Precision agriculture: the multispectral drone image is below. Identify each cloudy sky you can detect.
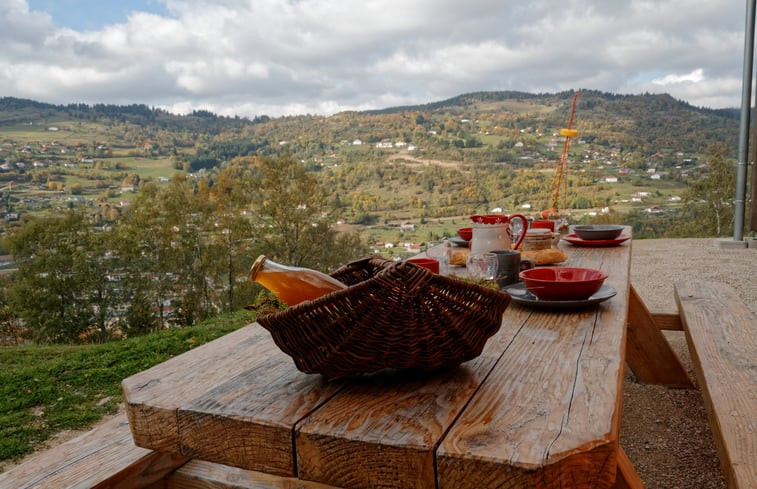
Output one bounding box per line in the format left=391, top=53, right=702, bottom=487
left=0, top=0, right=750, bottom=118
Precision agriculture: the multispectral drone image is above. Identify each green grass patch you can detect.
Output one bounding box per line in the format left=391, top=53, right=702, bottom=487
left=0, top=309, right=255, bottom=465
left=113, top=156, right=177, bottom=180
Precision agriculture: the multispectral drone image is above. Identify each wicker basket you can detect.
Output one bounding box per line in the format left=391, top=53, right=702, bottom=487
left=256, top=256, right=511, bottom=379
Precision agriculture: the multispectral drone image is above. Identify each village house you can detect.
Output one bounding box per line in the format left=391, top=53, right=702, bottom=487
left=400, top=221, right=415, bottom=232
left=405, top=243, right=422, bottom=253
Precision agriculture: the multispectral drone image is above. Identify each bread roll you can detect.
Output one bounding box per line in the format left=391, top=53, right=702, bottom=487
left=449, top=248, right=470, bottom=266
left=520, top=248, right=567, bottom=265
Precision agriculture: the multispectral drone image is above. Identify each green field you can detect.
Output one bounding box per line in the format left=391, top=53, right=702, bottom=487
left=112, top=156, right=176, bottom=179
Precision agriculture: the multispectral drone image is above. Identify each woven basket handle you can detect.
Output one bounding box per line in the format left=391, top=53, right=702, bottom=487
left=371, top=259, right=433, bottom=297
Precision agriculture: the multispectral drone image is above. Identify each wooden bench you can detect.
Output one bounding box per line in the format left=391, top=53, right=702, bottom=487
left=675, top=281, right=757, bottom=489
left=0, top=412, right=344, bottom=489
left=0, top=413, right=187, bottom=489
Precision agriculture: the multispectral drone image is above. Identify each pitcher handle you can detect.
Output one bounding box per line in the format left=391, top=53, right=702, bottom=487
left=510, top=214, right=528, bottom=250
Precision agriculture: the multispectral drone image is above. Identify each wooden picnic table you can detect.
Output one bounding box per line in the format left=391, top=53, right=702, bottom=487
left=123, top=228, right=660, bottom=489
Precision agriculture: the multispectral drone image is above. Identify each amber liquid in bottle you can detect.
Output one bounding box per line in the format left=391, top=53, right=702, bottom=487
left=248, top=255, right=347, bottom=306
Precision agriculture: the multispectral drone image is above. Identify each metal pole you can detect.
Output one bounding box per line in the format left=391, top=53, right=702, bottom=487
left=735, top=0, right=756, bottom=241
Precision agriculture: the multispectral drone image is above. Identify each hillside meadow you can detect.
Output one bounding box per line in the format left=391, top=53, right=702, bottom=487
left=0, top=310, right=254, bottom=468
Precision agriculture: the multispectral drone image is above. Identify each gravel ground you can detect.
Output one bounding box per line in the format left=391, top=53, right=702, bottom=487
left=624, top=237, right=756, bottom=489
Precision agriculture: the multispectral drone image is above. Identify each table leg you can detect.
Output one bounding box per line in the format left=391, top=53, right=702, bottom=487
left=625, top=285, right=694, bottom=388
left=612, top=447, right=646, bottom=489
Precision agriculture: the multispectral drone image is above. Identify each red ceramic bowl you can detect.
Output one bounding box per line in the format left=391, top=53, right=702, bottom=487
left=519, top=267, right=608, bottom=301
left=407, top=257, right=440, bottom=274
left=457, top=227, right=472, bottom=241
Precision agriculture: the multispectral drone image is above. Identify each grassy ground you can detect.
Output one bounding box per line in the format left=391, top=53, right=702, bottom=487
left=0, top=310, right=255, bottom=466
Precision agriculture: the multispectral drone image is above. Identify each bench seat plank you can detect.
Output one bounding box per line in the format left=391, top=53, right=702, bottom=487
left=0, top=414, right=186, bottom=489
left=675, top=281, right=757, bottom=489
left=165, top=459, right=342, bottom=489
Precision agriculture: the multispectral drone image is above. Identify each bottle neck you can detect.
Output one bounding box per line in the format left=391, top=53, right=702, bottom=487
left=249, top=255, right=293, bottom=282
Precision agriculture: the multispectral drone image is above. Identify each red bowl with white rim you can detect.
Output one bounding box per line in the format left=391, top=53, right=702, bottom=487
left=519, top=267, right=608, bottom=301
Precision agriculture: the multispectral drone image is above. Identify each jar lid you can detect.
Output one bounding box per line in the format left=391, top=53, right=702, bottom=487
left=526, top=228, right=551, bottom=236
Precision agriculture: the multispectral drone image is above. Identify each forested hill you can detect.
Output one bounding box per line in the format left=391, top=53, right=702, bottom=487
left=0, top=96, right=262, bottom=133
left=367, top=90, right=740, bottom=156
left=0, top=89, right=742, bottom=157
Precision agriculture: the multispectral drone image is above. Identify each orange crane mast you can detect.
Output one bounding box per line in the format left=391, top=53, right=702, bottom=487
left=542, top=91, right=579, bottom=219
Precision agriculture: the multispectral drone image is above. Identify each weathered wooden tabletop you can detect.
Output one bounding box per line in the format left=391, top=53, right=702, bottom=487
left=123, top=232, right=634, bottom=489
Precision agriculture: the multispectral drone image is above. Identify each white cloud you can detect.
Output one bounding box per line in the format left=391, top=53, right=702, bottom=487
left=0, top=0, right=749, bottom=116
left=652, top=69, right=706, bottom=86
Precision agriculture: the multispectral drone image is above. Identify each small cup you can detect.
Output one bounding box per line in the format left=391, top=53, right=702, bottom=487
left=491, top=250, right=534, bottom=288
left=407, top=257, right=440, bottom=274
left=531, top=219, right=555, bottom=232
left=425, top=242, right=451, bottom=275
left=466, top=252, right=498, bottom=280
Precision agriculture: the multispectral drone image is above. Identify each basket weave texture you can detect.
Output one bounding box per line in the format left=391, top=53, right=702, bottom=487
left=257, top=256, right=511, bottom=379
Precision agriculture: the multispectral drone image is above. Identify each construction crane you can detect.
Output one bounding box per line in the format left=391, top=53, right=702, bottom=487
left=541, top=91, right=579, bottom=219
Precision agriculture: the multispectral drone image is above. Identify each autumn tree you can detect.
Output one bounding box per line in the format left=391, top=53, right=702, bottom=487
left=115, top=176, right=215, bottom=330
left=683, top=144, right=737, bottom=236
left=210, top=161, right=259, bottom=311
left=248, top=153, right=367, bottom=271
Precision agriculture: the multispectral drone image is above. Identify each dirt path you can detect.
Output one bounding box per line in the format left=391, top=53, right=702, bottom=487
left=386, top=152, right=464, bottom=168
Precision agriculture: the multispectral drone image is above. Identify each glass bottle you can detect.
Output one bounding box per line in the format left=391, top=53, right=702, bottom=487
left=248, top=255, right=347, bottom=306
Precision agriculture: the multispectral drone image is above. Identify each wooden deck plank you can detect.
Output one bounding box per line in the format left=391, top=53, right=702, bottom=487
left=436, top=242, right=632, bottom=489
left=675, top=281, right=757, bottom=489
left=0, top=414, right=187, bottom=489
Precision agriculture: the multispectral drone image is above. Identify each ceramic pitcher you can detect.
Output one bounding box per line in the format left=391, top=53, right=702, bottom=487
left=469, top=214, right=528, bottom=253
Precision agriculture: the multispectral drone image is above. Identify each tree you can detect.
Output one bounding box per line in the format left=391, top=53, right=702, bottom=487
left=249, top=153, right=366, bottom=271
left=209, top=163, right=259, bottom=312
left=683, top=144, right=737, bottom=236
left=6, top=212, right=116, bottom=342
left=116, top=177, right=215, bottom=330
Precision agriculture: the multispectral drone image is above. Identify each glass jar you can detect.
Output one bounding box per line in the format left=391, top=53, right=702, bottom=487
left=522, top=228, right=553, bottom=251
